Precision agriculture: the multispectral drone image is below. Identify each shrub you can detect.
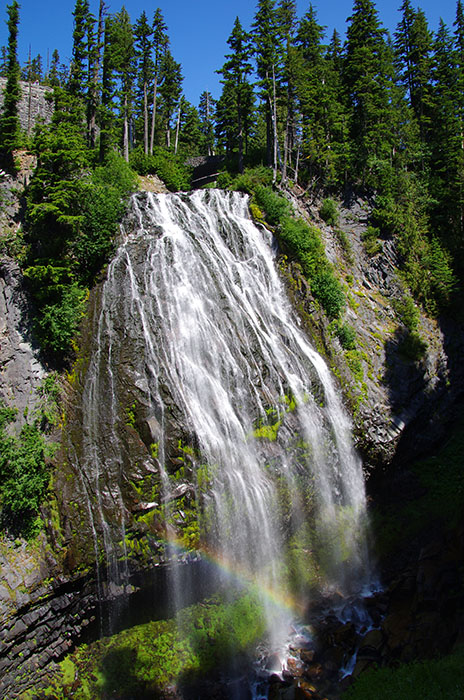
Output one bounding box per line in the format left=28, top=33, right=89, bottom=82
left=319, top=198, right=339, bottom=226
left=37, top=282, right=87, bottom=354
left=254, top=186, right=290, bottom=226
left=335, top=322, right=357, bottom=350
left=129, top=146, right=191, bottom=191
left=362, top=225, right=382, bottom=256
left=0, top=397, right=57, bottom=537
left=279, top=216, right=345, bottom=319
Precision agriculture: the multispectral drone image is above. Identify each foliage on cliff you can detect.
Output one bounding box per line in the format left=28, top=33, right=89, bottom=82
left=0, top=374, right=59, bottom=536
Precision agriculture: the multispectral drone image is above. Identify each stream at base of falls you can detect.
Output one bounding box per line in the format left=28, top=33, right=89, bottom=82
left=67, top=188, right=378, bottom=699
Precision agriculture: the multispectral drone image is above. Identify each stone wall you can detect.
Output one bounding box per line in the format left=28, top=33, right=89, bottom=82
left=0, top=78, right=53, bottom=134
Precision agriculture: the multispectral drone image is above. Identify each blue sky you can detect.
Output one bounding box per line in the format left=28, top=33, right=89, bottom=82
left=2, top=0, right=459, bottom=106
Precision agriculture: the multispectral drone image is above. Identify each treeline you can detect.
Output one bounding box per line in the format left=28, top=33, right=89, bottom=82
left=0, top=0, right=463, bottom=357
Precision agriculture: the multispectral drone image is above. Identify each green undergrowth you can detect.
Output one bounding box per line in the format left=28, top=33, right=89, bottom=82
left=20, top=591, right=267, bottom=700
left=371, top=415, right=464, bottom=558
left=343, top=645, right=464, bottom=699
left=0, top=374, right=60, bottom=537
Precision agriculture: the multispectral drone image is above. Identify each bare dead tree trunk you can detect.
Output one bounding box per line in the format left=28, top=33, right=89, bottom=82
left=149, top=74, right=158, bottom=155
left=174, top=102, right=181, bottom=154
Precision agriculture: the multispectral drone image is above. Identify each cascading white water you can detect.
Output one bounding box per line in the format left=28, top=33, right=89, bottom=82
left=74, top=187, right=371, bottom=654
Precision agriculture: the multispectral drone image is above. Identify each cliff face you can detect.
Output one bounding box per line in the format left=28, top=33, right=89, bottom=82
left=0, top=185, right=463, bottom=696
left=283, top=189, right=464, bottom=471
left=0, top=78, right=53, bottom=135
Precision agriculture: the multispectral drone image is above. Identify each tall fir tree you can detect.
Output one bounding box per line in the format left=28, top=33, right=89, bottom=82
left=111, top=7, right=136, bottom=162
left=251, top=0, right=281, bottom=167
left=198, top=90, right=216, bottom=156
left=158, top=48, right=183, bottom=149
left=342, top=0, right=394, bottom=184
left=69, top=0, right=90, bottom=97
left=0, top=0, right=21, bottom=167
left=134, top=11, right=153, bottom=155
left=150, top=8, right=169, bottom=154
left=217, top=17, right=253, bottom=173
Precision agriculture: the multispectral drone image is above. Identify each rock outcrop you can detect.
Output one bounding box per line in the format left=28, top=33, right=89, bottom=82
left=0, top=259, right=45, bottom=424
left=285, top=188, right=464, bottom=470
left=0, top=78, right=53, bottom=135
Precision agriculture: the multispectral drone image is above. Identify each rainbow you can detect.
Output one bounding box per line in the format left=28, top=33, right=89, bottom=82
left=158, top=529, right=307, bottom=618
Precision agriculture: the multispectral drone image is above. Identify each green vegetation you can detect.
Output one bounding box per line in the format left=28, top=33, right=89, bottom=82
left=319, top=198, right=339, bottom=227
left=361, top=225, right=382, bottom=257
left=371, top=415, right=464, bottom=559
left=0, top=375, right=59, bottom=536
left=20, top=591, right=267, bottom=699
left=24, top=113, right=137, bottom=356
left=0, top=1, right=21, bottom=167
left=129, top=146, right=191, bottom=191
left=252, top=185, right=345, bottom=319
left=344, top=645, right=464, bottom=699
left=393, top=294, right=428, bottom=361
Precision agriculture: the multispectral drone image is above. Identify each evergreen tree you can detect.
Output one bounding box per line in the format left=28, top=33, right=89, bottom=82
left=134, top=11, right=153, bottom=155
left=277, top=0, right=298, bottom=182
left=69, top=0, right=90, bottom=97
left=218, top=17, right=253, bottom=173
left=87, top=0, right=105, bottom=149
left=150, top=8, right=169, bottom=154
left=395, top=2, right=433, bottom=139
left=342, top=0, right=394, bottom=184
left=251, top=0, right=281, bottom=166
left=111, top=7, right=136, bottom=162
left=429, top=19, right=464, bottom=258
left=99, top=15, right=116, bottom=162
left=158, top=48, right=182, bottom=149
left=0, top=1, right=21, bottom=167
left=198, top=90, right=216, bottom=156
left=46, top=49, right=61, bottom=87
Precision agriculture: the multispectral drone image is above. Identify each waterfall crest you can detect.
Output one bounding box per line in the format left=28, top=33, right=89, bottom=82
left=67, top=188, right=371, bottom=642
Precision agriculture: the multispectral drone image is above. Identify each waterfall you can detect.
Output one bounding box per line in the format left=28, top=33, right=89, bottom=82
left=70, top=188, right=371, bottom=655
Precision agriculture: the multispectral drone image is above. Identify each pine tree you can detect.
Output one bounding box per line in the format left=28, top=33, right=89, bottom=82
left=342, top=0, right=394, bottom=184
left=429, top=19, right=464, bottom=256
left=277, top=0, right=298, bottom=182
left=0, top=1, right=21, bottom=167
left=111, top=7, right=136, bottom=162
left=251, top=0, right=281, bottom=166
left=69, top=0, right=90, bottom=97
left=198, top=90, right=216, bottom=156
left=158, top=48, right=182, bottom=149
left=134, top=11, right=153, bottom=155
left=218, top=17, right=253, bottom=173
left=87, top=0, right=105, bottom=149
left=395, top=2, right=433, bottom=140
left=295, top=4, right=329, bottom=181
left=46, top=49, right=61, bottom=87
left=150, top=8, right=169, bottom=154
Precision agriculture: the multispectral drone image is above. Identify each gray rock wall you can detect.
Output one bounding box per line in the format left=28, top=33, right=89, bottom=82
left=0, top=78, right=53, bottom=134
left=0, top=259, right=45, bottom=424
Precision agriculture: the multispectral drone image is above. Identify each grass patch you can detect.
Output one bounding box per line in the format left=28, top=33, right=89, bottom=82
left=371, top=416, right=464, bottom=557
left=343, top=645, right=464, bottom=699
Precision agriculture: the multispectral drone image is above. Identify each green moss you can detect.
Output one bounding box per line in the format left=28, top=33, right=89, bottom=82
left=253, top=420, right=282, bottom=441
left=24, top=592, right=267, bottom=699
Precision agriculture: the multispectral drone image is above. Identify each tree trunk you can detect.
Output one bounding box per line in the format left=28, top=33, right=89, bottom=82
left=143, top=81, right=148, bottom=154
left=174, top=103, right=181, bottom=154
left=88, top=0, right=104, bottom=150
left=123, top=93, right=129, bottom=162
left=149, top=74, right=158, bottom=155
